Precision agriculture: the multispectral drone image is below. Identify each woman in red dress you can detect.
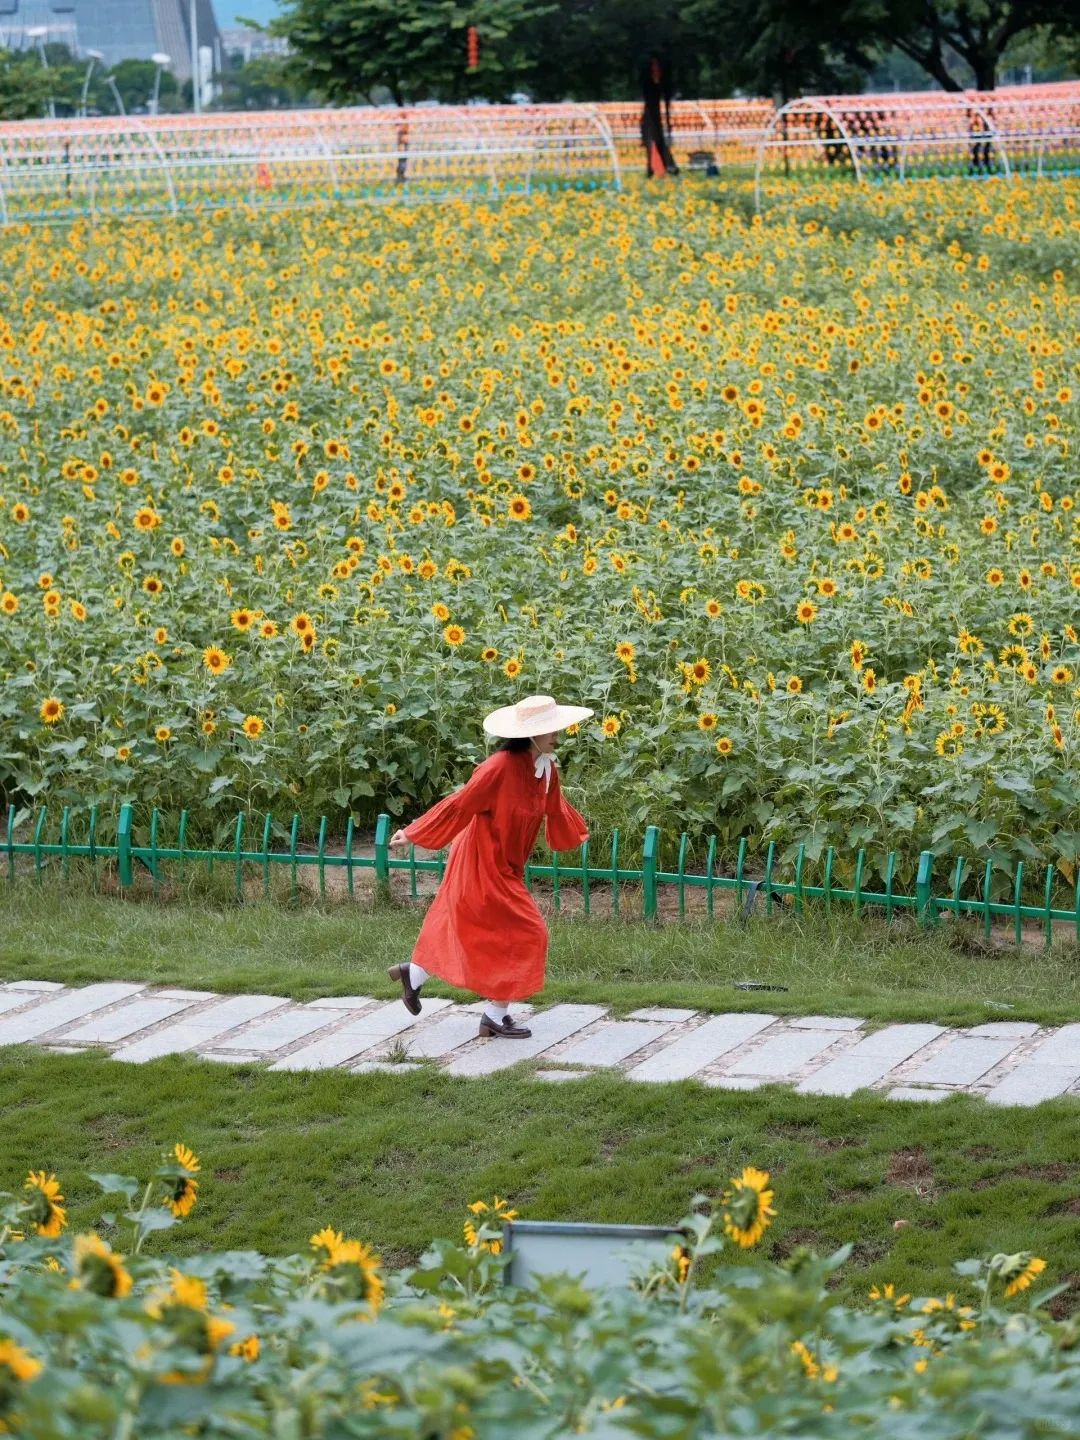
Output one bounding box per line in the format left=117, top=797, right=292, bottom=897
left=387, top=694, right=593, bottom=1039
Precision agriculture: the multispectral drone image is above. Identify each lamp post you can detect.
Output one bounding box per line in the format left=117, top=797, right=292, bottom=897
left=150, top=52, right=171, bottom=116
left=189, top=0, right=200, bottom=114
left=80, top=47, right=103, bottom=117
left=25, top=25, right=55, bottom=120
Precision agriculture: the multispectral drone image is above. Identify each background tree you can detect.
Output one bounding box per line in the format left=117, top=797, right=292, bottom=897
left=514, top=0, right=734, bottom=102
left=686, top=0, right=875, bottom=101
left=877, top=0, right=1074, bottom=91
left=273, top=0, right=554, bottom=106
left=214, top=52, right=316, bottom=109
left=0, top=48, right=55, bottom=120
left=97, top=57, right=180, bottom=114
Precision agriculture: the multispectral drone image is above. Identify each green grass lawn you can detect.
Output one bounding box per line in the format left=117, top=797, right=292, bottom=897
left=4, top=878, right=1080, bottom=1313
left=2, top=877, right=1080, bottom=1026
left=3, top=1046, right=1079, bottom=1315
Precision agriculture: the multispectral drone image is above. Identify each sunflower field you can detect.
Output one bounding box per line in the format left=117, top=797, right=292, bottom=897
left=0, top=177, right=1077, bottom=885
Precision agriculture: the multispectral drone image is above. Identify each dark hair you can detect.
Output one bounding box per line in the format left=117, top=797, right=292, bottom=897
left=495, top=736, right=532, bottom=752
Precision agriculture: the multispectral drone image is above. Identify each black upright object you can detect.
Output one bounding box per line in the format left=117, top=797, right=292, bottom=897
left=640, top=51, right=679, bottom=178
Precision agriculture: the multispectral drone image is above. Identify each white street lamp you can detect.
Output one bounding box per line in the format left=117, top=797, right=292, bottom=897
left=25, top=26, right=55, bottom=120
left=80, top=46, right=104, bottom=118
left=189, top=0, right=200, bottom=114
left=150, top=52, right=171, bottom=116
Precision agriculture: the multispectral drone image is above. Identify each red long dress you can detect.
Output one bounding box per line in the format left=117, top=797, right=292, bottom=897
left=402, top=748, right=589, bottom=1002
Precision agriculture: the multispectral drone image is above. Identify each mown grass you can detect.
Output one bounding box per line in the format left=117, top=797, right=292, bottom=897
left=2, top=1047, right=1079, bottom=1313
left=3, top=875, right=1080, bottom=1025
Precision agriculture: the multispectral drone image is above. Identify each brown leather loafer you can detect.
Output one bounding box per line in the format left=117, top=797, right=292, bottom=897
left=387, top=963, right=421, bottom=1016
left=479, top=1013, right=532, bottom=1039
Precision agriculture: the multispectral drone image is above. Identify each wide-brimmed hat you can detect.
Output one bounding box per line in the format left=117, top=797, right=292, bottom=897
left=483, top=694, right=594, bottom=739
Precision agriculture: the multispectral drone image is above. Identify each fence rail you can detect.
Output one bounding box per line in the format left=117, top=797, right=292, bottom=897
left=5, top=802, right=1079, bottom=949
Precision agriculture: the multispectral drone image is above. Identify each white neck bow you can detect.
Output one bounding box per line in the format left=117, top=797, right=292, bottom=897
left=533, top=751, right=557, bottom=791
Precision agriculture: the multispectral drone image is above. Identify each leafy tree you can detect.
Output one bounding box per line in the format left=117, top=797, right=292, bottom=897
left=686, top=0, right=875, bottom=101
left=514, top=0, right=734, bottom=103
left=875, top=0, right=1075, bottom=91
left=104, top=58, right=179, bottom=114
left=273, top=0, right=554, bottom=106
left=0, top=48, right=54, bottom=120
left=214, top=53, right=317, bottom=109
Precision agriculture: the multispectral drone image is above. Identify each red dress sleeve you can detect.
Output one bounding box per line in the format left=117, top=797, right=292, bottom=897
left=545, top=764, right=589, bottom=852
left=402, top=753, right=506, bottom=850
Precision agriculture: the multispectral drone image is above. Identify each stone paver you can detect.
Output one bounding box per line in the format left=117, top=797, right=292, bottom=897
left=787, top=1015, right=864, bottom=1032
left=627, top=1007, right=697, bottom=1023
left=112, top=995, right=288, bottom=1063
left=269, top=999, right=452, bottom=1072
left=444, top=1004, right=606, bottom=1078
left=985, top=1064, right=1080, bottom=1107
left=797, top=1024, right=944, bottom=1097
left=307, top=996, right=376, bottom=1010
left=0, top=983, right=145, bottom=1045
left=907, top=1036, right=1022, bottom=1087
left=403, top=1011, right=484, bottom=1059
left=7, top=978, right=1080, bottom=1108
left=60, top=997, right=197, bottom=1045
left=352, top=1061, right=424, bottom=1074
left=965, top=1021, right=1039, bottom=1039
left=556, top=1020, right=673, bottom=1069
left=210, top=1006, right=350, bottom=1053
left=626, top=1013, right=776, bottom=1083
left=726, top=1028, right=846, bottom=1078
left=0, top=989, right=45, bottom=1017
left=1026, top=1025, right=1080, bottom=1067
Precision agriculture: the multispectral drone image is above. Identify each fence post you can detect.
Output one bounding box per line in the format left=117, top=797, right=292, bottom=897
left=915, top=849, right=936, bottom=927
left=642, top=825, right=659, bottom=921
left=374, top=812, right=391, bottom=902
left=117, top=802, right=134, bottom=888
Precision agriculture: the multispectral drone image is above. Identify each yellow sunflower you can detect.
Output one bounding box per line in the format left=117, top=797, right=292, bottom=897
left=722, top=1167, right=776, bottom=1248
left=71, top=1233, right=133, bottom=1299
left=23, top=1171, right=67, bottom=1238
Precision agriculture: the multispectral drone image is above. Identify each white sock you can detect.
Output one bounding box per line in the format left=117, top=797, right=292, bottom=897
left=408, top=963, right=430, bottom=989
left=484, top=1001, right=509, bottom=1023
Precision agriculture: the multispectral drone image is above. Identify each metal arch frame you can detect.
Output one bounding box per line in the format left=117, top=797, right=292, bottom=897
left=521, top=104, right=621, bottom=196
left=298, top=112, right=341, bottom=197
left=458, top=107, right=501, bottom=195
left=582, top=104, right=622, bottom=192
left=754, top=98, right=863, bottom=213
left=130, top=117, right=178, bottom=215
left=895, top=92, right=1010, bottom=182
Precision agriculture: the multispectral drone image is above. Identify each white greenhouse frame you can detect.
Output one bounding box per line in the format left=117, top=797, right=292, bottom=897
left=0, top=103, right=624, bottom=224
left=754, top=88, right=1080, bottom=211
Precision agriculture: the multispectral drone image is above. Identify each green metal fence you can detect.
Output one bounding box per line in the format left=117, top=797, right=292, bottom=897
left=4, top=801, right=1080, bottom=949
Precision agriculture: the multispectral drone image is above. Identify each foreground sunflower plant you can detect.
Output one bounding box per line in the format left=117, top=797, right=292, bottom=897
left=0, top=1155, right=1075, bottom=1438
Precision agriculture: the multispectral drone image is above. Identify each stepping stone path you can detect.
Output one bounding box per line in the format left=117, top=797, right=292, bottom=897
left=1, top=979, right=1078, bottom=1106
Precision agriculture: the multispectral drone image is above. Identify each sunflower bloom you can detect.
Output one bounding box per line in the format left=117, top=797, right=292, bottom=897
left=23, top=1171, right=67, bottom=1237
left=71, top=1233, right=133, bottom=1299
left=721, top=1166, right=776, bottom=1248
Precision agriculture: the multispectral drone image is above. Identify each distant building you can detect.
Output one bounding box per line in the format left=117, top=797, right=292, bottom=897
left=0, top=0, right=222, bottom=81
left=219, top=25, right=287, bottom=64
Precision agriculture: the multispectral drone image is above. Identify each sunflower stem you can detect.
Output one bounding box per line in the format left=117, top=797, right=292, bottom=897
left=131, top=1179, right=155, bottom=1256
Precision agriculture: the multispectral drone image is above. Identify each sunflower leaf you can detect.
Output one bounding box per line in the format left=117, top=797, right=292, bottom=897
left=87, top=1172, right=139, bottom=1201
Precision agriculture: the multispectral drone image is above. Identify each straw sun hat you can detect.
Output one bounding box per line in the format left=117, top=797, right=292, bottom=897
left=483, top=694, right=594, bottom=739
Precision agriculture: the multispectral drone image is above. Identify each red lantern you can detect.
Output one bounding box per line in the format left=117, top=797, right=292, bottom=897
left=466, top=24, right=479, bottom=71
